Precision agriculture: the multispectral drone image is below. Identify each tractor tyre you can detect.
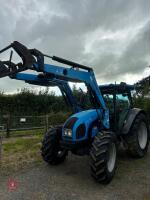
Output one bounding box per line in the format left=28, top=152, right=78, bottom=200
left=41, top=128, right=67, bottom=165
left=125, top=113, right=149, bottom=158
left=90, top=131, right=117, bottom=184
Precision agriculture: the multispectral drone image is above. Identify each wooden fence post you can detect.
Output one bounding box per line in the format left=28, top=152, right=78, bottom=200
left=6, top=114, right=10, bottom=138
left=0, top=130, right=3, bottom=167
left=45, top=114, right=49, bottom=132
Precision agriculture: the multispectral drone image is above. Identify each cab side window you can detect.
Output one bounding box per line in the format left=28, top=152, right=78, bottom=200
left=116, top=94, right=130, bottom=111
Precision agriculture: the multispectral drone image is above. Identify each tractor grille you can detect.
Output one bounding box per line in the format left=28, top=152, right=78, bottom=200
left=76, top=123, right=86, bottom=139
left=64, top=117, right=78, bottom=129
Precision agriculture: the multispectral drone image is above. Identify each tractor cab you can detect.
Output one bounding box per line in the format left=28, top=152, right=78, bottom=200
left=100, top=83, right=135, bottom=132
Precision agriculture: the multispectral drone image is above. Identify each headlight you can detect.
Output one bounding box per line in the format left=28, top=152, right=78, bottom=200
left=64, top=129, right=72, bottom=137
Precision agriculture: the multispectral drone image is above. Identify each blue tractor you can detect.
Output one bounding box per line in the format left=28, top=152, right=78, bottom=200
left=0, top=41, right=149, bottom=184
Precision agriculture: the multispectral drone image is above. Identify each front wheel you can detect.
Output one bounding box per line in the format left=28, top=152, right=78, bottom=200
left=90, top=131, right=117, bottom=184
left=41, top=128, right=68, bottom=165
left=125, top=113, right=149, bottom=158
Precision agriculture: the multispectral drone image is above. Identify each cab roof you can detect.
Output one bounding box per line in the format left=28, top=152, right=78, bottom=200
left=99, top=82, right=135, bottom=94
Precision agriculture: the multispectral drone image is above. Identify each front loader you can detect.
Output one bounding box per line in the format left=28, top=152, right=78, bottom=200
left=12, top=72, right=81, bottom=114
left=0, top=41, right=149, bottom=184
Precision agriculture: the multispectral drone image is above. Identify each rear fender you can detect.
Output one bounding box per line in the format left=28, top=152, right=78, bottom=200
left=121, top=108, right=147, bottom=135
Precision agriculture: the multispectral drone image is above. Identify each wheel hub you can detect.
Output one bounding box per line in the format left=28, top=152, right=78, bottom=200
left=57, top=149, right=66, bottom=157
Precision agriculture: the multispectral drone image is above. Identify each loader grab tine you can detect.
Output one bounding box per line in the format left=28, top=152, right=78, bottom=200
left=0, top=61, right=9, bottom=75
left=0, top=41, right=36, bottom=77
left=0, top=44, right=12, bottom=54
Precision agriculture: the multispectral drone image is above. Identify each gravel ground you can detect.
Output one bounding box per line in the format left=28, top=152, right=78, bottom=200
left=0, top=149, right=150, bottom=200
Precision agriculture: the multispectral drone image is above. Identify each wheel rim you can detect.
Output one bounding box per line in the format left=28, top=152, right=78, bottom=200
left=57, top=149, right=66, bottom=157
left=107, top=143, right=116, bottom=173
left=138, top=122, right=148, bottom=149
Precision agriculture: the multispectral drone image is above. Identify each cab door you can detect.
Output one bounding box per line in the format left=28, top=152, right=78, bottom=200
left=115, top=93, right=131, bottom=132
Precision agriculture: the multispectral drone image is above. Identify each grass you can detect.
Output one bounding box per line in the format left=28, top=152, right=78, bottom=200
left=3, top=129, right=45, bottom=138
left=144, top=193, right=150, bottom=200
left=3, top=135, right=42, bottom=154
left=0, top=131, right=44, bottom=174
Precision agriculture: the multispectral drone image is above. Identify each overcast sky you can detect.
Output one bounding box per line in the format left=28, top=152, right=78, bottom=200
left=0, top=0, right=150, bottom=93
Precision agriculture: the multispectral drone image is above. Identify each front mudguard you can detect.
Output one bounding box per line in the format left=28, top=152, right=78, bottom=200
left=121, top=108, right=148, bottom=135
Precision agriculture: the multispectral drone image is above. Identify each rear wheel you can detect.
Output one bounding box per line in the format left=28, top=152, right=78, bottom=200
left=90, top=131, right=117, bottom=184
left=41, top=128, right=67, bottom=165
left=125, top=113, right=149, bottom=158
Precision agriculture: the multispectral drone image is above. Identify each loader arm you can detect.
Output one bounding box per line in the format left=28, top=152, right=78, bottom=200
left=0, top=41, right=109, bottom=128
left=12, top=73, right=81, bottom=113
